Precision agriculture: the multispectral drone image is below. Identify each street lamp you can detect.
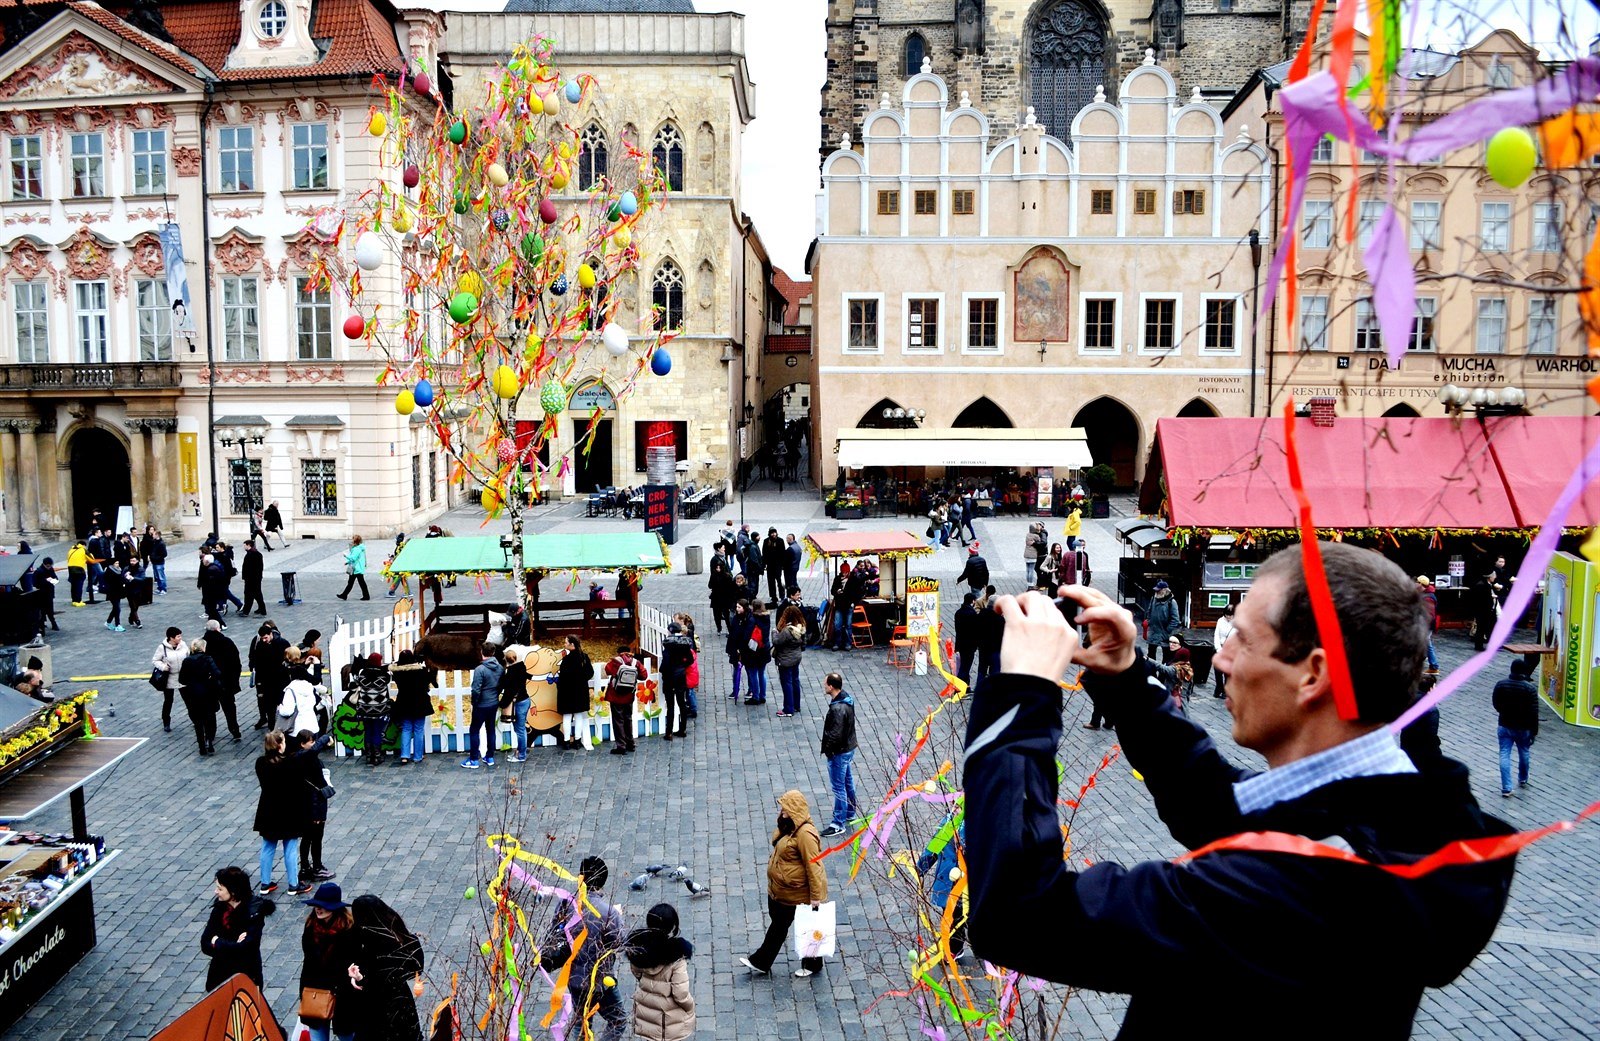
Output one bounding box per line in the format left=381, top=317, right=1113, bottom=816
left=218, top=424, right=268, bottom=519
left=1438, top=383, right=1527, bottom=418
left=1248, top=228, right=1262, bottom=418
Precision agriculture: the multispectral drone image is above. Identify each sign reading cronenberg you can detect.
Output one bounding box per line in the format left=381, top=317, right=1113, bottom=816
left=642, top=485, right=678, bottom=545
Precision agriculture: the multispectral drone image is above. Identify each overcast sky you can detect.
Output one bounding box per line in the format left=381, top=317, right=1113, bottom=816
left=430, top=1, right=1592, bottom=278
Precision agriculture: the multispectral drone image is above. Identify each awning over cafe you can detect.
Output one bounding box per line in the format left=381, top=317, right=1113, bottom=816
left=836, top=427, right=1092, bottom=470
left=1478, top=416, right=1600, bottom=528
left=387, top=533, right=669, bottom=575
left=804, top=530, right=933, bottom=560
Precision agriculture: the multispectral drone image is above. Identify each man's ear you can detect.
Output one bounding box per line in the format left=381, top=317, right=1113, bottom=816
left=1296, top=646, right=1334, bottom=711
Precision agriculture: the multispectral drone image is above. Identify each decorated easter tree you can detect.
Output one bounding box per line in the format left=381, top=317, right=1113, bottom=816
left=311, top=37, right=671, bottom=614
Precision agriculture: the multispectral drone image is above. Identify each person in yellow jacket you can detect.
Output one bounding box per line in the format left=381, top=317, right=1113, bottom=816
left=740, top=789, right=829, bottom=978
left=66, top=541, right=89, bottom=606
left=1063, top=507, right=1083, bottom=552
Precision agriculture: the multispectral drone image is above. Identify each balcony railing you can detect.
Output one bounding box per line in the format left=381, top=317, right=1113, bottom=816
left=0, top=362, right=184, bottom=390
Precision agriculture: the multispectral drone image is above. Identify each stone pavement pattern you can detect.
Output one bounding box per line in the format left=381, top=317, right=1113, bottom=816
left=6, top=494, right=1599, bottom=1040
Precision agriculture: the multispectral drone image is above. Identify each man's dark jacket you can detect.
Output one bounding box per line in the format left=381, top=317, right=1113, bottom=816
left=952, top=603, right=980, bottom=657
left=820, top=692, right=856, bottom=756
left=1492, top=675, right=1540, bottom=734
left=242, top=547, right=264, bottom=585
left=207, top=629, right=243, bottom=694
left=962, top=660, right=1515, bottom=1040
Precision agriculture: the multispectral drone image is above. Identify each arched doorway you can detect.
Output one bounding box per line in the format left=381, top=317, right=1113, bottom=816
left=952, top=397, right=1014, bottom=428
left=1176, top=398, right=1219, bottom=418
left=69, top=426, right=131, bottom=535
left=1382, top=403, right=1420, bottom=418
left=568, top=380, right=615, bottom=493
left=1072, top=397, right=1140, bottom=488
left=857, top=398, right=907, bottom=429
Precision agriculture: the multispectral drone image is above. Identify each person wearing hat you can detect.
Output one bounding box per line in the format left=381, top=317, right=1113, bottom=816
left=1144, top=580, right=1183, bottom=663
left=1492, top=658, right=1540, bottom=797
left=741, top=790, right=828, bottom=978
left=626, top=903, right=696, bottom=1041
left=543, top=856, right=628, bottom=1040
left=957, top=544, right=990, bottom=599
left=297, top=883, right=354, bottom=1041
left=1416, top=576, right=1439, bottom=673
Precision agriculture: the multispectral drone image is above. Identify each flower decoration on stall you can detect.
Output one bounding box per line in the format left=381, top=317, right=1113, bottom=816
left=0, top=690, right=98, bottom=771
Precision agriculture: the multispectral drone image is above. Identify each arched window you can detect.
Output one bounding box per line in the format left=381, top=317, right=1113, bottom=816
left=652, top=260, right=684, bottom=330
left=904, top=33, right=927, bottom=77
left=1028, top=1, right=1109, bottom=136
left=578, top=123, right=608, bottom=190
left=652, top=123, right=684, bottom=192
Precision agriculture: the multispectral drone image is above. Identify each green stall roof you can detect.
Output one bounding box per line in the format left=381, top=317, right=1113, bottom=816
left=386, top=533, right=669, bottom=575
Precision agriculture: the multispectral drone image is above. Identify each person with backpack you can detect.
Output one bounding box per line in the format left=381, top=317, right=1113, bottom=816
left=557, top=635, right=596, bottom=751
left=957, top=545, right=990, bottom=599
left=346, top=654, right=392, bottom=766
left=742, top=601, right=772, bottom=706
left=1144, top=580, right=1183, bottom=662
left=498, top=646, right=532, bottom=762
left=605, top=645, right=647, bottom=755
left=66, top=539, right=90, bottom=606
left=742, top=534, right=764, bottom=588
left=1417, top=576, right=1440, bottom=673
left=543, top=857, right=628, bottom=1041
left=461, top=643, right=502, bottom=768
left=178, top=638, right=223, bottom=756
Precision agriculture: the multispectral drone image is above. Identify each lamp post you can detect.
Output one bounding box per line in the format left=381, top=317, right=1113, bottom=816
left=1248, top=228, right=1262, bottom=418
left=217, top=425, right=267, bottom=525
left=1438, top=383, right=1527, bottom=418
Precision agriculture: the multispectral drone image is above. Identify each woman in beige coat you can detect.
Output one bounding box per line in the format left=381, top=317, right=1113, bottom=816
left=739, top=789, right=828, bottom=978
left=626, top=903, right=695, bottom=1041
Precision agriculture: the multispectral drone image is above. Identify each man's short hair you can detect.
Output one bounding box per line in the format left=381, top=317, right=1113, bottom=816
left=824, top=672, right=843, bottom=692
left=1254, top=542, right=1428, bottom=724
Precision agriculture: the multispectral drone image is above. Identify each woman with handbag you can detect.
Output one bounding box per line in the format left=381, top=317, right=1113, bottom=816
left=202, top=865, right=275, bottom=989
left=341, top=895, right=424, bottom=1041
left=255, top=731, right=312, bottom=896
left=740, top=602, right=772, bottom=707
left=389, top=650, right=436, bottom=764
left=739, top=789, right=827, bottom=978
left=556, top=635, right=595, bottom=750
left=295, top=730, right=336, bottom=883
left=298, top=883, right=355, bottom=1041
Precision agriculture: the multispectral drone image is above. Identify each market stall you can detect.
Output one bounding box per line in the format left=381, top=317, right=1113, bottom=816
left=0, top=689, right=138, bottom=1032
left=804, top=531, right=934, bottom=643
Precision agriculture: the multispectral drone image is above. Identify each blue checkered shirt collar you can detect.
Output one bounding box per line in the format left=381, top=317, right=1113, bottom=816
left=1232, top=727, right=1417, bottom=817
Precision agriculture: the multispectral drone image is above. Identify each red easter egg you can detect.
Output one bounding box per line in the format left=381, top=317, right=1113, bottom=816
left=413, top=72, right=432, bottom=96
left=538, top=198, right=558, bottom=224
left=342, top=314, right=365, bottom=339
left=403, top=165, right=419, bottom=189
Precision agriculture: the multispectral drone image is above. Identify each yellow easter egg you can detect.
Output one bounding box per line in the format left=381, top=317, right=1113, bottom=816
left=481, top=487, right=501, bottom=512
left=368, top=111, right=387, bottom=136
left=551, top=170, right=569, bottom=191
left=392, top=207, right=413, bottom=233
left=492, top=364, right=520, bottom=399
left=528, top=93, right=544, bottom=115
left=558, top=142, right=574, bottom=160
left=487, top=162, right=509, bottom=187
left=576, top=264, right=596, bottom=289
left=457, top=271, right=486, bottom=299
left=613, top=226, right=631, bottom=250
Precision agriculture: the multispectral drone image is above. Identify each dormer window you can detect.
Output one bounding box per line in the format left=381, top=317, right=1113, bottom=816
left=257, top=1, right=288, bottom=39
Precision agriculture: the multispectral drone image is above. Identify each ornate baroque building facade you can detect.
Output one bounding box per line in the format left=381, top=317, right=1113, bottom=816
left=0, top=0, right=451, bottom=541
left=445, top=4, right=764, bottom=494
left=822, top=0, right=1313, bottom=162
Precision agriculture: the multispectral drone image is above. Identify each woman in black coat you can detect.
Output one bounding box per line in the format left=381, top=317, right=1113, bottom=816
left=336, top=895, right=424, bottom=1041
left=201, top=865, right=274, bottom=990
left=389, top=649, right=437, bottom=764
left=178, top=639, right=222, bottom=756
left=556, top=635, right=595, bottom=750
left=740, top=602, right=772, bottom=706
left=298, top=882, right=355, bottom=1041
left=726, top=600, right=753, bottom=701
left=254, top=730, right=311, bottom=896
left=35, top=557, right=59, bottom=632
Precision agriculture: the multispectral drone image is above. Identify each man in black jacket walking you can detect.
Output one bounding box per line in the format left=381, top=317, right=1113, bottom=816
left=248, top=621, right=289, bottom=730
left=963, top=542, right=1514, bottom=1041
left=763, top=528, right=786, bottom=604
left=818, top=673, right=858, bottom=838
left=956, top=545, right=989, bottom=598
left=1492, top=658, right=1539, bottom=796
left=205, top=619, right=244, bottom=741
left=952, top=592, right=979, bottom=688
left=240, top=540, right=267, bottom=616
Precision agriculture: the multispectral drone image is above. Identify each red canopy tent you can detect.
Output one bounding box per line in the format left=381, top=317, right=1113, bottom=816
left=1477, top=415, right=1600, bottom=529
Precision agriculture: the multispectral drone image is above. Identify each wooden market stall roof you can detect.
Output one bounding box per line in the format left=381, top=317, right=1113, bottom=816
left=804, top=530, right=935, bottom=558
left=386, top=533, right=669, bottom=575
left=1141, top=416, right=1524, bottom=531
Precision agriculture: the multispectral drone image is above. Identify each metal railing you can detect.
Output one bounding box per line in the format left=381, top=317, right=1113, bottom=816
left=0, top=362, right=183, bottom=389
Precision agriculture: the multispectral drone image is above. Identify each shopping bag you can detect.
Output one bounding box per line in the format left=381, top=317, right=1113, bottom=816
left=792, top=901, right=837, bottom=960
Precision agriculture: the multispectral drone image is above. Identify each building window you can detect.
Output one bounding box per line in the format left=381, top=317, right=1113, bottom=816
left=951, top=189, right=975, bottom=215
left=73, top=280, right=108, bottom=362
left=412, top=455, right=422, bottom=510
left=8, top=135, right=43, bottom=199
left=578, top=123, right=608, bottom=190
left=1202, top=297, right=1237, bottom=353
left=221, top=276, right=260, bottom=361
left=135, top=278, right=172, bottom=361
left=652, top=122, right=684, bottom=192
left=258, top=0, right=288, bottom=37
left=651, top=261, right=684, bottom=331
left=428, top=450, right=438, bottom=502
left=1299, top=294, right=1329, bottom=351
left=1029, top=2, right=1108, bottom=136
left=12, top=281, right=48, bottom=363
left=1142, top=296, right=1178, bottom=352
left=1533, top=203, right=1562, bottom=253
left=845, top=295, right=880, bottom=352
left=1133, top=189, right=1156, bottom=215
left=1090, top=189, right=1114, bottom=215
left=131, top=129, right=167, bottom=194
left=1083, top=298, right=1117, bottom=351
left=295, top=276, right=332, bottom=360
left=1528, top=297, right=1558, bottom=354
left=229, top=458, right=262, bottom=514
left=1357, top=200, right=1384, bottom=249
left=1487, top=59, right=1513, bottom=89
left=1354, top=297, right=1382, bottom=351
left=1302, top=199, right=1333, bottom=249
left=1409, top=200, right=1442, bottom=251
left=1475, top=297, right=1507, bottom=353
left=965, top=296, right=999, bottom=352
left=1409, top=296, right=1437, bottom=352
left=1173, top=189, right=1204, bottom=215
left=303, top=459, right=337, bottom=515
left=1311, top=135, right=1335, bottom=163
left=219, top=126, right=255, bottom=192
left=1480, top=201, right=1510, bottom=252
left=904, top=296, right=940, bottom=351
left=633, top=421, right=689, bottom=472
left=290, top=123, right=328, bottom=190
left=877, top=189, right=900, bottom=215
left=70, top=133, right=104, bottom=197
left=904, top=32, right=927, bottom=76
left=913, top=189, right=937, bottom=215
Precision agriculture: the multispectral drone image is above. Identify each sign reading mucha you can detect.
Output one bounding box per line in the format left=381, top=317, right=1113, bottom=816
left=1013, top=250, right=1070, bottom=342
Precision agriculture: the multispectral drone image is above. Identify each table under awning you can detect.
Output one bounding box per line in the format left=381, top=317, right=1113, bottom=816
left=836, top=428, right=1092, bottom=470
left=803, top=530, right=932, bottom=602
left=386, top=533, right=670, bottom=575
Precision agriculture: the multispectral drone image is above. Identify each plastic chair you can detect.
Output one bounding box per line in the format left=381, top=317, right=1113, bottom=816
left=887, top=624, right=915, bottom=670
left=850, top=604, right=875, bottom=649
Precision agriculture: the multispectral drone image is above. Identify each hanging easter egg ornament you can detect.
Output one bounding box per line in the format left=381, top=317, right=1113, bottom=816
left=480, top=488, right=500, bottom=513
left=551, top=169, right=569, bottom=191
left=458, top=271, right=486, bottom=299
left=413, top=71, right=431, bottom=96
left=448, top=292, right=479, bottom=323
left=453, top=191, right=469, bottom=214
left=493, top=364, right=520, bottom=399
left=551, top=274, right=569, bottom=296
left=528, top=92, right=543, bottom=116
left=367, top=111, right=386, bottom=136
left=613, top=226, right=631, bottom=250
left=521, top=233, right=544, bottom=261
left=602, top=322, right=630, bottom=356
left=497, top=440, right=517, bottom=463
left=395, top=389, right=416, bottom=415
left=343, top=314, right=366, bottom=340
left=540, top=379, right=567, bottom=415
left=651, top=347, right=672, bottom=376
left=565, top=79, right=582, bottom=104
left=449, top=120, right=467, bottom=145
left=487, top=162, right=509, bottom=187
left=354, top=231, right=383, bottom=271
left=402, top=164, right=419, bottom=188
left=414, top=379, right=435, bottom=408
left=539, top=198, right=558, bottom=224
left=619, top=191, right=638, bottom=216
left=577, top=264, right=596, bottom=290
left=543, top=90, right=561, bottom=116
left=392, top=207, right=412, bottom=233
left=491, top=209, right=511, bottom=231
left=1486, top=126, right=1537, bottom=188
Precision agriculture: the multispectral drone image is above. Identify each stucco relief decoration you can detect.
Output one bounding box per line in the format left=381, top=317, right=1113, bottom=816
left=196, top=366, right=272, bottom=385
left=286, top=365, right=345, bottom=384
left=0, top=34, right=170, bottom=101
left=63, top=228, right=112, bottom=280
left=130, top=234, right=166, bottom=277
left=214, top=230, right=265, bottom=276
left=1013, top=250, right=1070, bottom=342
left=284, top=233, right=322, bottom=271
left=172, top=146, right=201, bottom=177
left=127, top=207, right=167, bottom=223
left=2, top=240, right=50, bottom=282
left=277, top=99, right=341, bottom=144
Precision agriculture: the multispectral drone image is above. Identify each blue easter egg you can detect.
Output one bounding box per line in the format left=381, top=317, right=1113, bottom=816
left=413, top=379, right=435, bottom=407
left=619, top=191, right=638, bottom=217
left=650, top=347, right=672, bottom=376
left=565, top=80, right=581, bottom=104
left=551, top=274, right=569, bottom=296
